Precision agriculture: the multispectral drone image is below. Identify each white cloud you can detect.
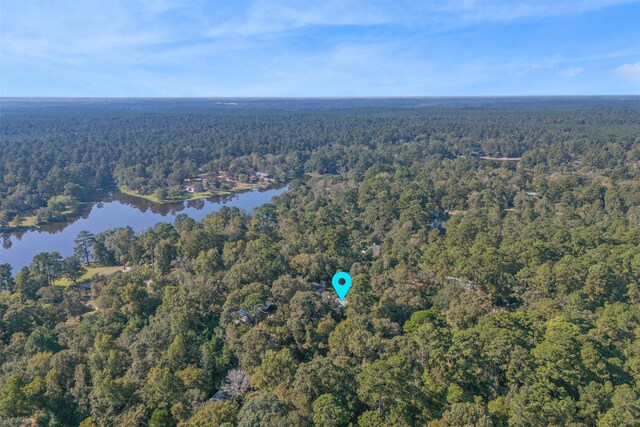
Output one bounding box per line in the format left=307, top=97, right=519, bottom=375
left=2, top=0, right=639, bottom=96
left=613, top=61, right=640, bottom=82
left=204, top=0, right=638, bottom=38
left=205, top=1, right=395, bottom=38
left=561, top=67, right=584, bottom=77
left=423, top=0, right=637, bottom=26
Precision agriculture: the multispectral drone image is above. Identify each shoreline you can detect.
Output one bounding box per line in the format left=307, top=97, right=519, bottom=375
left=117, top=182, right=272, bottom=204
left=1, top=206, right=87, bottom=234
left=1, top=181, right=280, bottom=234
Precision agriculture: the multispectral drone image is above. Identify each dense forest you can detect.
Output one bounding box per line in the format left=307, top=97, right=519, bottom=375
left=2, top=97, right=639, bottom=226
left=1, top=98, right=640, bottom=426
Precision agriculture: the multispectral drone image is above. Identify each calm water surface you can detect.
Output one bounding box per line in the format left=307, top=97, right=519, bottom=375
left=1, top=185, right=288, bottom=272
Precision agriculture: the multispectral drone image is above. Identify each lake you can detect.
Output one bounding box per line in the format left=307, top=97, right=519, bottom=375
left=0, top=185, right=288, bottom=273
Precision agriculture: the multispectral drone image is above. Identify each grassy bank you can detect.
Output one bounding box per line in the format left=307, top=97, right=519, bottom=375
left=118, top=182, right=267, bottom=204
left=3, top=207, right=79, bottom=232
left=55, top=264, right=125, bottom=287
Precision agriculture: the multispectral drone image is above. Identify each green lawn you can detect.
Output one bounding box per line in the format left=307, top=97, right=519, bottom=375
left=8, top=207, right=78, bottom=229
left=118, top=183, right=265, bottom=204
left=119, top=185, right=218, bottom=203
left=235, top=182, right=264, bottom=190
left=55, top=265, right=125, bottom=287
left=9, top=214, right=39, bottom=227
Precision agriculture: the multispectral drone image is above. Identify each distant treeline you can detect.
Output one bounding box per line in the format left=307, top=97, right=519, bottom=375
left=2, top=98, right=639, bottom=225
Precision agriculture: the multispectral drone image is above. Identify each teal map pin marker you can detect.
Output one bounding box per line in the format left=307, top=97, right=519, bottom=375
left=332, top=272, right=352, bottom=301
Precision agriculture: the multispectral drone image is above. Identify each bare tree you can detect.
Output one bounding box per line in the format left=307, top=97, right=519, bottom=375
left=220, top=368, right=250, bottom=399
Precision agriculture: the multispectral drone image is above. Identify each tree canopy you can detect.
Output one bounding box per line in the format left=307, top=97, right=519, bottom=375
left=1, top=97, right=639, bottom=426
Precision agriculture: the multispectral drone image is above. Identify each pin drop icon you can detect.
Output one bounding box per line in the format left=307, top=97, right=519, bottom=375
left=332, top=272, right=352, bottom=301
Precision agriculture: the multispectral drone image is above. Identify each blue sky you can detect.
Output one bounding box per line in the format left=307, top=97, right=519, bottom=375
left=1, top=0, right=639, bottom=96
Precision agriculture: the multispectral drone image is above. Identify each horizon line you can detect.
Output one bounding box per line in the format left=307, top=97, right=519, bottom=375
left=2, top=95, right=640, bottom=100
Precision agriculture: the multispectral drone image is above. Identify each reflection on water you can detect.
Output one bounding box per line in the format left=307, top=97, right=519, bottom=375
left=110, top=189, right=265, bottom=216
left=2, top=237, right=12, bottom=250
left=0, top=185, right=288, bottom=272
